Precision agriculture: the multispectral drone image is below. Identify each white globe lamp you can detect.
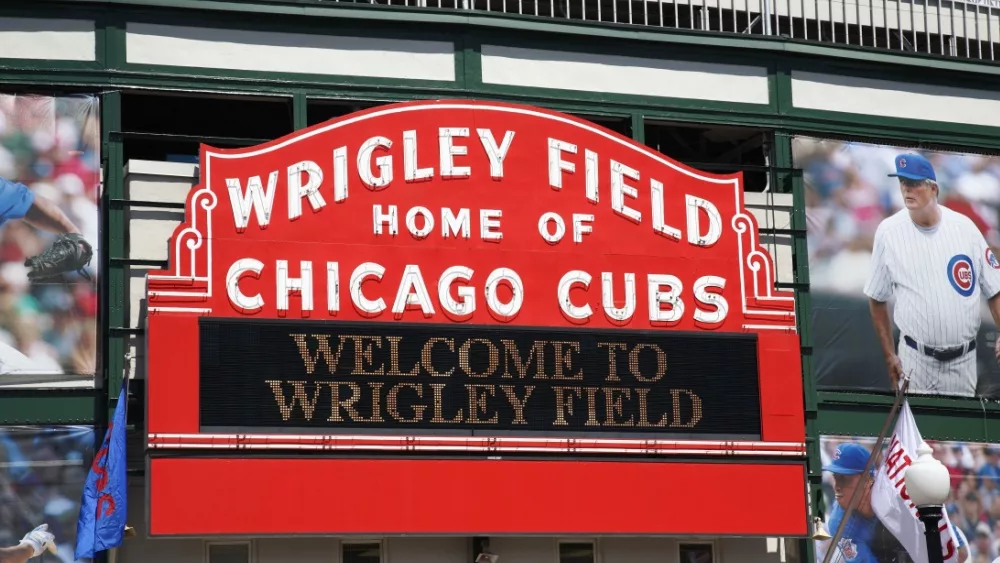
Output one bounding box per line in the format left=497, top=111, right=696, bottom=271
left=904, top=442, right=951, bottom=563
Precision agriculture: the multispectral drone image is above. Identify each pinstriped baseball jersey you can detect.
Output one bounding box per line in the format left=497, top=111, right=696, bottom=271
left=864, top=205, right=1000, bottom=348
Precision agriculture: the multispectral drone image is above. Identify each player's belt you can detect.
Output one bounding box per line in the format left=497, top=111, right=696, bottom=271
left=903, top=335, right=976, bottom=362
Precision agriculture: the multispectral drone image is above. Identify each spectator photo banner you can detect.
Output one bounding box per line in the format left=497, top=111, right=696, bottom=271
left=796, top=136, right=1000, bottom=399
left=0, top=94, right=100, bottom=389
left=817, top=434, right=1000, bottom=563
left=0, top=425, right=95, bottom=563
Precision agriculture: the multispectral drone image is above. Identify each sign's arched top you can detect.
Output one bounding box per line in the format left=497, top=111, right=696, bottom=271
left=147, top=99, right=795, bottom=334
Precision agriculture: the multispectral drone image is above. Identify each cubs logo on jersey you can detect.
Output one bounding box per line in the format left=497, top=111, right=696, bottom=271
left=948, top=254, right=976, bottom=297
left=987, top=248, right=1000, bottom=270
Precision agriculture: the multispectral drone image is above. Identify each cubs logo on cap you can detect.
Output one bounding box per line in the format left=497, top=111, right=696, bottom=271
left=948, top=254, right=976, bottom=297
left=889, top=152, right=936, bottom=182
left=823, top=443, right=871, bottom=475
left=987, top=248, right=1000, bottom=270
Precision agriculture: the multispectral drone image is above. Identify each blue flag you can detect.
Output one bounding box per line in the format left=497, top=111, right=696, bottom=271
left=75, top=382, right=128, bottom=559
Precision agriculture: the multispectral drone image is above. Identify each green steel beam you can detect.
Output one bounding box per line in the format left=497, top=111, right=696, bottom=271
left=0, top=392, right=98, bottom=425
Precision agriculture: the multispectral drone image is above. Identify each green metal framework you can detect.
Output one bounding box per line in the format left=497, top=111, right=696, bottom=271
left=1, top=1, right=1000, bottom=557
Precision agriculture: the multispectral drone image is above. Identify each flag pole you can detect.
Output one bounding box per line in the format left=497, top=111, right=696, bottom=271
left=820, top=374, right=911, bottom=563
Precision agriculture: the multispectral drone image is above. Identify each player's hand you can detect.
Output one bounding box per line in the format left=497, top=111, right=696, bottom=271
left=886, top=355, right=903, bottom=388
left=18, top=523, right=57, bottom=557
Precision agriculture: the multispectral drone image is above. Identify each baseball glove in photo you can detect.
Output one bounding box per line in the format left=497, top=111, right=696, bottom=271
left=24, top=233, right=94, bottom=281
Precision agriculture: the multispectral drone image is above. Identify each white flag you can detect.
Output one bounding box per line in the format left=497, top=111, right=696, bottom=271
left=871, top=400, right=960, bottom=563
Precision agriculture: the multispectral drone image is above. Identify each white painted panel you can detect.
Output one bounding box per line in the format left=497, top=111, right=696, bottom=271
left=481, top=45, right=770, bottom=105
left=126, top=23, right=456, bottom=81
left=125, top=160, right=199, bottom=380
left=791, top=71, right=1000, bottom=128
left=745, top=192, right=795, bottom=285
left=0, top=18, right=95, bottom=61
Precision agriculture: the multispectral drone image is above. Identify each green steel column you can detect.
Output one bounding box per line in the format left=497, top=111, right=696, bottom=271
left=630, top=113, right=644, bottom=144
left=102, top=91, right=125, bottom=414
left=293, top=92, right=308, bottom=131
left=778, top=128, right=822, bottom=554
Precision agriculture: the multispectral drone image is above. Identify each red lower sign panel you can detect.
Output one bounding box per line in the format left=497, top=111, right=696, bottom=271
left=148, top=458, right=808, bottom=536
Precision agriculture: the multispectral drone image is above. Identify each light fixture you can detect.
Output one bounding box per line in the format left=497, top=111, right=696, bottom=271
left=811, top=517, right=832, bottom=541
left=905, top=442, right=950, bottom=507
left=124, top=526, right=137, bottom=539
left=475, top=553, right=499, bottom=563
left=904, top=441, right=951, bottom=563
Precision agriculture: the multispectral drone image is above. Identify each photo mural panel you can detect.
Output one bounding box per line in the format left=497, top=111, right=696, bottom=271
left=0, top=94, right=99, bottom=389
left=796, top=137, right=1000, bottom=399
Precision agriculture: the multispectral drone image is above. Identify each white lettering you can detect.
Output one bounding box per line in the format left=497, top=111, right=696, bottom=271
left=403, top=130, right=434, bottom=182
left=585, top=149, right=599, bottom=203
left=485, top=268, right=523, bottom=321
left=226, top=258, right=264, bottom=313
left=538, top=212, right=566, bottom=244
left=333, top=146, right=348, bottom=202
left=350, top=262, right=386, bottom=315
left=392, top=265, right=435, bottom=316
left=327, top=262, right=340, bottom=315
left=357, top=136, right=393, bottom=189
left=686, top=195, right=723, bottom=247
left=405, top=206, right=435, bottom=240
left=439, top=265, right=476, bottom=317
left=602, top=272, right=636, bottom=322
left=610, top=160, right=641, bottom=223
left=439, top=127, right=471, bottom=178
left=373, top=204, right=399, bottom=236
left=651, top=179, right=681, bottom=241
left=277, top=260, right=313, bottom=312
left=557, top=270, right=592, bottom=320
left=548, top=138, right=577, bottom=190
left=693, top=275, right=727, bottom=325
left=226, top=171, right=278, bottom=232
left=480, top=209, right=503, bottom=242
left=441, top=207, right=471, bottom=239
left=287, top=161, right=326, bottom=221
left=572, top=214, right=594, bottom=243
left=648, top=274, right=683, bottom=323
left=477, top=129, right=515, bottom=180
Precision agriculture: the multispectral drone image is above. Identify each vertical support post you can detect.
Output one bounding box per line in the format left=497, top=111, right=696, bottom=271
left=99, top=89, right=124, bottom=563
left=630, top=112, right=645, bottom=145
left=293, top=92, right=308, bottom=131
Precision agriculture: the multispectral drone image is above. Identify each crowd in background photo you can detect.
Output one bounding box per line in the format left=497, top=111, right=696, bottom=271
left=0, top=94, right=100, bottom=386
left=819, top=437, right=1000, bottom=563
left=0, top=426, right=94, bottom=562
left=798, top=138, right=1000, bottom=297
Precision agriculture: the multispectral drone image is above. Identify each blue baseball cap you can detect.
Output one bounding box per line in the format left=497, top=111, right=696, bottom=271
left=889, top=153, right=937, bottom=182
left=823, top=443, right=871, bottom=475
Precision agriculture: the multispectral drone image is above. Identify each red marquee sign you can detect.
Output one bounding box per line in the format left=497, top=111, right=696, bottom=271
left=145, top=100, right=806, bottom=537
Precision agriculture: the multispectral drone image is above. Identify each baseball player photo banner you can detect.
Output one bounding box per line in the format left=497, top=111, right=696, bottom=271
left=0, top=425, right=96, bottom=563
left=0, top=93, right=100, bottom=390
left=795, top=137, right=1000, bottom=400
left=817, top=433, right=1000, bottom=563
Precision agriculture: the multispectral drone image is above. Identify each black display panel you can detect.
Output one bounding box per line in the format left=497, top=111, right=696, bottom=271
left=199, top=319, right=762, bottom=438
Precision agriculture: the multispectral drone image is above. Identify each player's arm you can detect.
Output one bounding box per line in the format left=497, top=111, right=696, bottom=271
left=0, top=177, right=80, bottom=236
left=0, top=525, right=57, bottom=563
left=24, top=194, right=81, bottom=235
left=0, top=544, right=33, bottom=563
left=863, top=226, right=902, bottom=388
left=974, top=233, right=1000, bottom=366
